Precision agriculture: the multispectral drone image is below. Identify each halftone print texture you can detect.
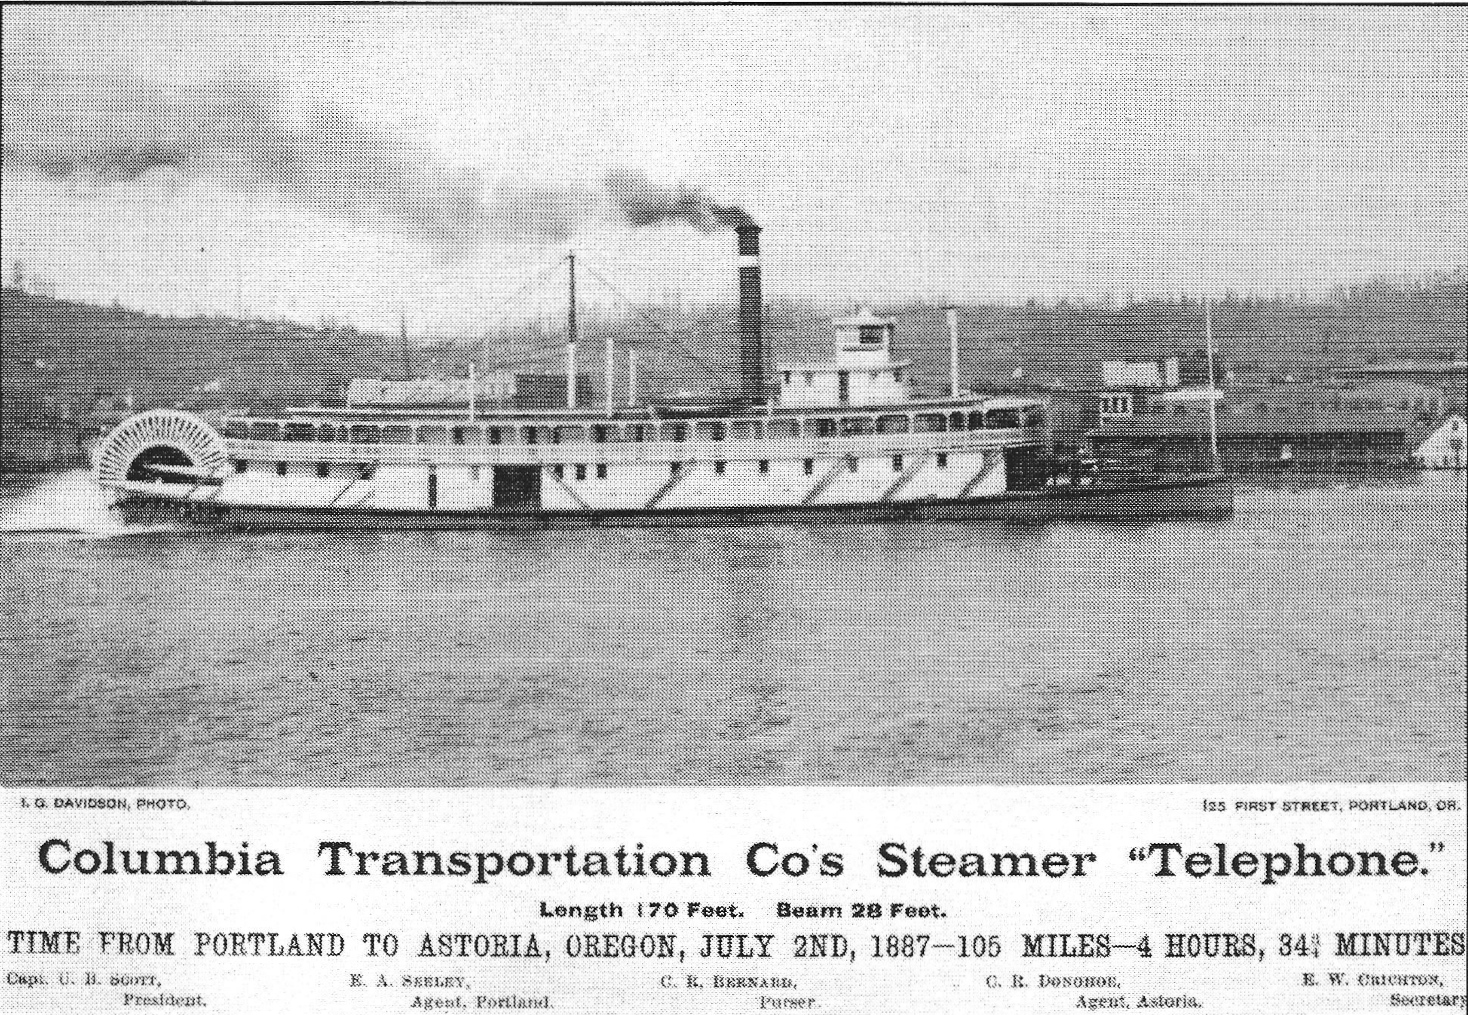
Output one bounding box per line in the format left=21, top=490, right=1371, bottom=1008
left=2, top=8, right=1464, bottom=786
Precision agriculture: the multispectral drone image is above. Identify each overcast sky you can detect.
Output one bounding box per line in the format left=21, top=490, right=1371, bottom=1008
left=3, top=7, right=1464, bottom=334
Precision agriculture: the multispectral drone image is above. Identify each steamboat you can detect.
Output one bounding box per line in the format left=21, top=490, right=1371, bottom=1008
left=94, top=225, right=1232, bottom=528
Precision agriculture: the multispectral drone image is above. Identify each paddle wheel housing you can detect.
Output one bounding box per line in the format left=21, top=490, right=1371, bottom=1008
left=94, top=410, right=229, bottom=488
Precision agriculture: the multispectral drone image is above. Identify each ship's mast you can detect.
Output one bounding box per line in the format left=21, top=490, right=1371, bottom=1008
left=567, top=253, right=578, bottom=410
left=399, top=313, right=414, bottom=379
left=946, top=307, right=961, bottom=398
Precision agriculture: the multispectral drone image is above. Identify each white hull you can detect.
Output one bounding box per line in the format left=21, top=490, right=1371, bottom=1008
left=103, top=426, right=1021, bottom=513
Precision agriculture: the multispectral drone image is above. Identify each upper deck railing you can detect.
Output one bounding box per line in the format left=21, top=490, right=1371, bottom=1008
left=221, top=425, right=1040, bottom=467
left=222, top=402, right=1045, bottom=450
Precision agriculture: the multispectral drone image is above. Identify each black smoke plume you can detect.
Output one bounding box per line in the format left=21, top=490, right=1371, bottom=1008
left=605, top=167, right=754, bottom=232
left=1, top=61, right=585, bottom=258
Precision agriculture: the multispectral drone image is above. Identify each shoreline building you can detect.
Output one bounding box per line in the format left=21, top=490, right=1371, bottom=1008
left=1335, top=361, right=1466, bottom=415
left=1089, top=405, right=1426, bottom=473
left=1413, top=415, right=1466, bottom=469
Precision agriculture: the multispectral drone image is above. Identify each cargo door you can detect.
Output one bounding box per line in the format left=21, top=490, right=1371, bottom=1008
left=493, top=466, right=542, bottom=509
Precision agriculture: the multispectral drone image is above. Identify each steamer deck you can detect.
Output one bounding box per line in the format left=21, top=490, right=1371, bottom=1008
left=95, top=226, right=1233, bottom=527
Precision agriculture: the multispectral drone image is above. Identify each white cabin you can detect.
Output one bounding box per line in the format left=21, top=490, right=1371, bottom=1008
left=777, top=307, right=913, bottom=408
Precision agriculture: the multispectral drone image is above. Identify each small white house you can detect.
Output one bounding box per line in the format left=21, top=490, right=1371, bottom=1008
left=1102, top=357, right=1178, bottom=389
left=1413, top=415, right=1466, bottom=469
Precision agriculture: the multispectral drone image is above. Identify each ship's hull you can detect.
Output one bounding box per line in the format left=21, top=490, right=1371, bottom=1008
left=114, top=475, right=1233, bottom=530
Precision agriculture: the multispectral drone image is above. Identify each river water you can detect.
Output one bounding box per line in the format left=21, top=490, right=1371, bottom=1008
left=1, top=470, right=1462, bottom=786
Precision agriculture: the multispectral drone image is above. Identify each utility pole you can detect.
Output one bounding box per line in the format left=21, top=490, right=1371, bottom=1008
left=1206, top=299, right=1220, bottom=473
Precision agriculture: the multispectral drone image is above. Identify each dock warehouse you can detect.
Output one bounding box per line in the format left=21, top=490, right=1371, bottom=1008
left=1088, top=407, right=1425, bottom=472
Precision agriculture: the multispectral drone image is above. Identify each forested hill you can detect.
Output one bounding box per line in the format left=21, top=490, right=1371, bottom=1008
left=811, top=271, right=1468, bottom=390
left=4, top=269, right=1464, bottom=422
left=3, top=289, right=395, bottom=416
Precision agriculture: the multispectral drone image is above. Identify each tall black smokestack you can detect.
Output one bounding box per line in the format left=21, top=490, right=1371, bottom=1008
left=736, top=223, right=764, bottom=405
left=601, top=169, right=762, bottom=399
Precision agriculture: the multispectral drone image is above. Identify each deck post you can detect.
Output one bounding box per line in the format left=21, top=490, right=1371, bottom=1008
left=605, top=333, right=615, bottom=417
left=565, top=341, right=577, bottom=409
left=946, top=306, right=960, bottom=397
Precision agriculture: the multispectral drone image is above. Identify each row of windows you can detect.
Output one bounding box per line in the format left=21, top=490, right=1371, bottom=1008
left=237, top=454, right=955, bottom=480
left=1252, top=399, right=1441, bottom=413
left=225, top=409, right=1034, bottom=446
left=550, top=464, right=609, bottom=481
left=780, top=368, right=905, bottom=385
left=237, top=461, right=378, bottom=479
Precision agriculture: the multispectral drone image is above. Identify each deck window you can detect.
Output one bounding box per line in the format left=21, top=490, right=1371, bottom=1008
left=714, top=461, right=726, bottom=475
left=591, top=425, right=612, bottom=443
left=471, top=466, right=482, bottom=482
left=949, top=412, right=966, bottom=430
left=628, top=424, right=652, bottom=442
left=847, top=455, right=858, bottom=472
left=223, top=420, right=249, bottom=440
left=758, top=460, right=770, bottom=474
left=250, top=422, right=281, bottom=442
left=383, top=425, right=412, bottom=444
left=234, top=460, right=248, bottom=473
left=596, top=464, right=607, bottom=479
left=350, top=425, right=381, bottom=444
left=803, top=459, right=814, bottom=475
left=419, top=426, right=448, bottom=445
left=892, top=455, right=904, bottom=471
left=488, top=427, right=503, bottom=444
left=575, top=464, right=587, bottom=481
left=936, top=453, right=948, bottom=468
left=552, top=465, right=564, bottom=479
left=839, top=416, right=874, bottom=436
left=316, top=463, right=330, bottom=477
left=283, top=422, right=316, bottom=441
left=670, top=462, right=682, bottom=476
left=768, top=419, right=799, bottom=439
left=782, top=371, right=792, bottom=384
left=876, top=415, right=910, bottom=434
left=915, top=413, right=947, bottom=433
left=276, top=462, right=288, bottom=476
left=359, top=464, right=376, bottom=480
left=812, top=418, right=836, bottom=437
left=554, top=426, right=587, bottom=444
left=523, top=427, right=539, bottom=445
left=665, top=423, right=689, bottom=441
left=695, top=421, right=726, bottom=442
left=968, top=411, right=984, bottom=429
left=730, top=420, right=761, bottom=440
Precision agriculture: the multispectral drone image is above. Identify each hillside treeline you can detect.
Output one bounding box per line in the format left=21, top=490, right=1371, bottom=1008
left=4, top=269, right=1464, bottom=426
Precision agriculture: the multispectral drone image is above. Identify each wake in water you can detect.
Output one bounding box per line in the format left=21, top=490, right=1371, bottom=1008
left=0, top=469, right=173, bottom=537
